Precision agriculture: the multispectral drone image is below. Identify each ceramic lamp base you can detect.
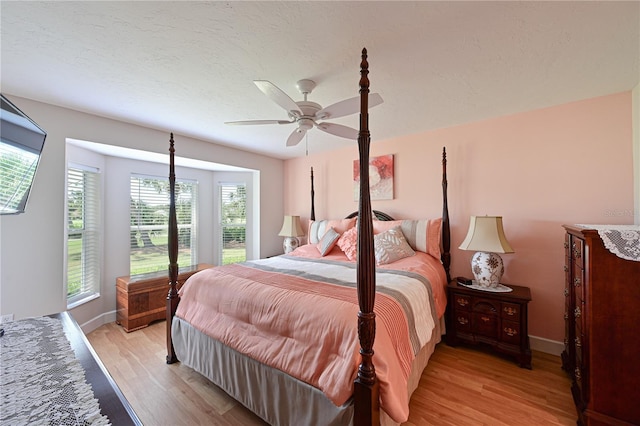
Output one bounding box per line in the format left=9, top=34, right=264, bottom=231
left=471, top=251, right=505, bottom=288
left=283, top=236, right=300, bottom=254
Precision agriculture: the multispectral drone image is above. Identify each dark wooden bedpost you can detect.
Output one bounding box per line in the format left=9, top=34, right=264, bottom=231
left=166, top=133, right=179, bottom=364
left=310, top=167, right=316, bottom=221
left=441, top=147, right=451, bottom=282
left=354, top=47, right=380, bottom=426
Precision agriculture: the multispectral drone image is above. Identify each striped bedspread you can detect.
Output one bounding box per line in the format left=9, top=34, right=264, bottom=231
left=175, top=255, right=439, bottom=423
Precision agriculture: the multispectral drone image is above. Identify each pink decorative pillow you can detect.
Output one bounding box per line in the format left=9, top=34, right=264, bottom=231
left=372, top=220, right=403, bottom=235
left=317, top=227, right=341, bottom=256
left=337, top=226, right=358, bottom=261
left=372, top=218, right=442, bottom=259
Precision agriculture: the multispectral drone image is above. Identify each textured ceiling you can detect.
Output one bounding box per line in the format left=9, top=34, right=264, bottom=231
left=1, top=1, right=638, bottom=160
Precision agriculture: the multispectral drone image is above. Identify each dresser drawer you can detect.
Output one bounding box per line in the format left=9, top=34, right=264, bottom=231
left=570, top=237, right=584, bottom=268
left=572, top=263, right=584, bottom=298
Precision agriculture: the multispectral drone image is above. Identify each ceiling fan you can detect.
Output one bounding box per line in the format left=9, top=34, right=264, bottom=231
left=225, top=79, right=383, bottom=147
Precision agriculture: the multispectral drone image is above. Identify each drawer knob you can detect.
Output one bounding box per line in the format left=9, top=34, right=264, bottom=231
left=457, top=317, right=468, bottom=325
left=563, top=265, right=569, bottom=272
left=574, top=277, right=581, bottom=287
left=574, top=307, right=581, bottom=318
left=564, top=288, right=569, bottom=297
left=504, top=327, right=517, bottom=337
left=503, top=306, right=517, bottom=316
left=575, top=337, right=581, bottom=348
left=481, top=316, right=491, bottom=323
left=457, top=298, right=469, bottom=307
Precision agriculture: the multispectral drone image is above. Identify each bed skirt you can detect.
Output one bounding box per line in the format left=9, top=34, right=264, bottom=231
left=172, top=316, right=443, bottom=426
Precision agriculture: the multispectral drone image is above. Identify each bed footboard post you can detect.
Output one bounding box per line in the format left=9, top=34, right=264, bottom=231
left=354, top=47, right=380, bottom=426
left=310, top=167, right=315, bottom=221
left=441, top=147, right=451, bottom=282
left=166, top=133, right=179, bottom=364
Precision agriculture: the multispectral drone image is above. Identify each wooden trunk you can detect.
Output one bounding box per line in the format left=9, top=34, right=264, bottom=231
left=116, top=264, right=211, bottom=332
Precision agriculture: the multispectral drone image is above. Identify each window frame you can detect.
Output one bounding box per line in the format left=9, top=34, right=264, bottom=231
left=219, top=182, right=247, bottom=265
left=66, top=163, right=102, bottom=308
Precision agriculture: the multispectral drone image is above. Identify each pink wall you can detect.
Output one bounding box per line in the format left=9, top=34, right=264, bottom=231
left=283, top=92, right=634, bottom=343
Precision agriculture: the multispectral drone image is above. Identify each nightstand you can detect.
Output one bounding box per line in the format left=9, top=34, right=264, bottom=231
left=446, top=280, right=532, bottom=369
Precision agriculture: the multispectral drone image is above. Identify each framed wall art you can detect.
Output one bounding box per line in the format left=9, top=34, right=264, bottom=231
left=353, top=154, right=394, bottom=201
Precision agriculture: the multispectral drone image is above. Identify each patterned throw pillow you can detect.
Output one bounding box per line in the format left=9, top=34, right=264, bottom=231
left=374, top=226, right=416, bottom=265
left=337, top=226, right=358, bottom=261
left=317, top=227, right=341, bottom=256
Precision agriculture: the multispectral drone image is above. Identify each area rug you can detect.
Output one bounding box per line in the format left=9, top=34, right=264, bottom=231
left=1, top=316, right=110, bottom=425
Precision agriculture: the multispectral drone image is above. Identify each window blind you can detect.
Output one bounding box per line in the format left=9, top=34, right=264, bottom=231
left=219, top=182, right=246, bottom=265
left=130, top=174, right=197, bottom=276
left=67, top=166, right=101, bottom=306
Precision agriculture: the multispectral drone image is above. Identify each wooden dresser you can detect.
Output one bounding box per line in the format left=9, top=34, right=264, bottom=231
left=116, top=263, right=211, bottom=332
left=562, top=225, right=640, bottom=426
left=446, top=280, right=532, bottom=369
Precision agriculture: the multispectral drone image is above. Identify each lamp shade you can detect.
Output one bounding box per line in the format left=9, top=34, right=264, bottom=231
left=459, top=216, right=514, bottom=253
left=278, top=215, right=305, bottom=237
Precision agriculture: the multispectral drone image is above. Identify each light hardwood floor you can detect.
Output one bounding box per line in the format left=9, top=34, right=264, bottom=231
left=87, top=321, right=577, bottom=426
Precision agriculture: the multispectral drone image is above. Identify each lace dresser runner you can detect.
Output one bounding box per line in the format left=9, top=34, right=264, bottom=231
left=0, top=312, right=141, bottom=426
left=577, top=224, right=640, bottom=262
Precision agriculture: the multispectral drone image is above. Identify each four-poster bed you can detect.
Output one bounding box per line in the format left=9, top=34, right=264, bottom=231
left=165, top=49, right=451, bottom=425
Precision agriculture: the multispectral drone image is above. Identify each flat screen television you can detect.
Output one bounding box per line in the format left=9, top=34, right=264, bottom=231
left=0, top=94, right=47, bottom=214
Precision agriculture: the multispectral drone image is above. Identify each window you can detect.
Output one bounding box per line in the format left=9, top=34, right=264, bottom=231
left=66, top=165, right=101, bottom=307
left=220, top=183, right=246, bottom=264
left=130, top=174, right=197, bottom=277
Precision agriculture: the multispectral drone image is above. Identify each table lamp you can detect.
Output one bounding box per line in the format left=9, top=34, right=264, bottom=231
left=278, top=215, right=305, bottom=254
left=459, top=215, right=514, bottom=289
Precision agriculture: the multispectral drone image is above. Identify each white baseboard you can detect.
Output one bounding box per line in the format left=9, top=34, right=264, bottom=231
left=530, top=335, right=564, bottom=356
left=79, top=311, right=117, bottom=334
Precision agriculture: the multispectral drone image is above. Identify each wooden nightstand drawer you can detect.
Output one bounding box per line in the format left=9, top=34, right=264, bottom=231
left=501, top=302, right=520, bottom=319
left=454, top=311, right=472, bottom=332
left=473, top=312, right=498, bottom=338
left=453, top=294, right=471, bottom=311
left=501, top=320, right=520, bottom=344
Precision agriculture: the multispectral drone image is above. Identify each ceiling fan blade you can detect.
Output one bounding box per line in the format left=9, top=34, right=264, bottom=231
left=316, top=122, right=359, bottom=140
left=315, top=93, right=384, bottom=120
left=254, top=80, right=302, bottom=117
left=286, top=127, right=307, bottom=147
left=225, top=119, right=293, bottom=125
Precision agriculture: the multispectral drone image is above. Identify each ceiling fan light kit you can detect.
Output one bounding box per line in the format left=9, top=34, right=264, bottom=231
left=226, top=79, right=383, bottom=146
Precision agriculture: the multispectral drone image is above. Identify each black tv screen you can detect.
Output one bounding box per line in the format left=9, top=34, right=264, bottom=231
left=0, top=94, right=47, bottom=214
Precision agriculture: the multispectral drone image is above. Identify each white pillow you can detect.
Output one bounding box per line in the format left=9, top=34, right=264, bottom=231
left=317, top=227, right=341, bottom=256
left=374, top=226, right=416, bottom=265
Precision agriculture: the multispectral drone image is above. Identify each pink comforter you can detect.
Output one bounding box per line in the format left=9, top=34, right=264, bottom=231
left=175, top=250, right=446, bottom=423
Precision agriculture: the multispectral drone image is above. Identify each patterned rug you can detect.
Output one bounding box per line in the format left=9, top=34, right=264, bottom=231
left=1, top=316, right=110, bottom=425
